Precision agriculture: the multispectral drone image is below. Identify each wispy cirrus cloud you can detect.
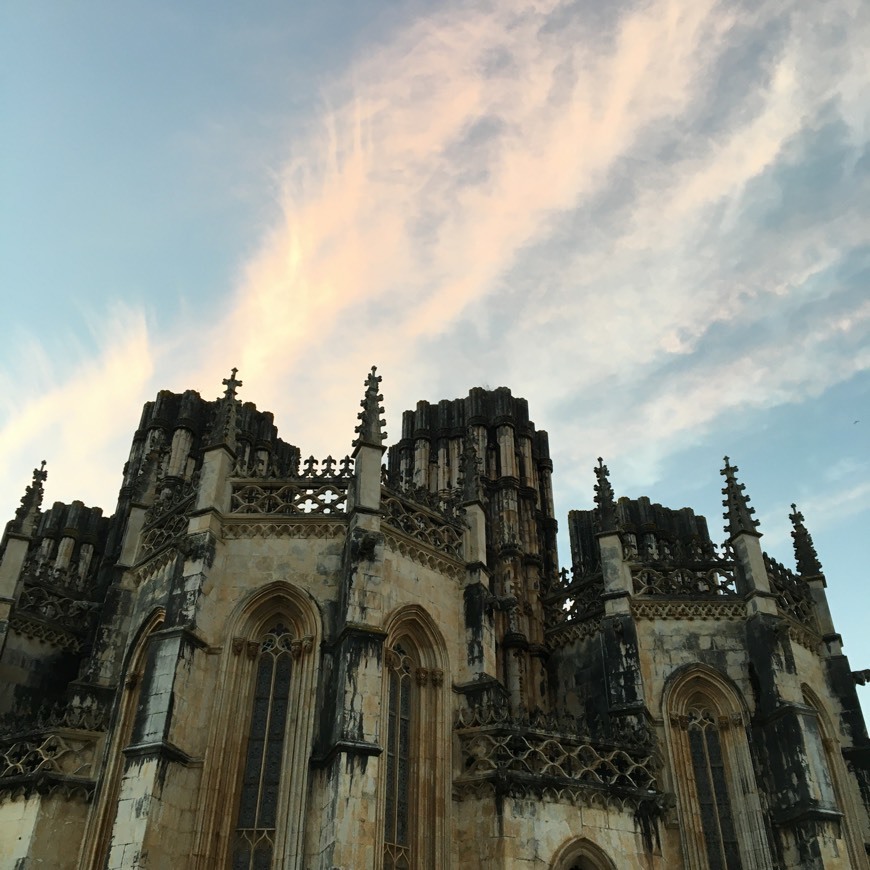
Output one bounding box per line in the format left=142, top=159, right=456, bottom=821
left=1, top=0, right=869, bottom=523
left=0, top=307, right=153, bottom=512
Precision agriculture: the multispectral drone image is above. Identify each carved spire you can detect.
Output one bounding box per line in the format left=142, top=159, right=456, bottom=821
left=789, top=503, right=823, bottom=576
left=459, top=428, right=482, bottom=502
left=720, top=456, right=760, bottom=538
left=353, top=366, right=386, bottom=448
left=594, top=457, right=617, bottom=533
left=211, top=367, right=242, bottom=449
left=12, top=460, right=47, bottom=535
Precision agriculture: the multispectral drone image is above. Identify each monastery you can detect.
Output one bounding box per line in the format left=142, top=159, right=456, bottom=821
left=0, top=367, right=867, bottom=868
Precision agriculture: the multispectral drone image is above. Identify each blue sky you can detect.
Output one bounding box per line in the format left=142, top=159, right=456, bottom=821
left=2, top=1, right=868, bottom=707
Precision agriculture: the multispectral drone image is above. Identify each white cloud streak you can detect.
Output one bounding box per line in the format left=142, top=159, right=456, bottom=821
left=2, top=0, right=869, bottom=523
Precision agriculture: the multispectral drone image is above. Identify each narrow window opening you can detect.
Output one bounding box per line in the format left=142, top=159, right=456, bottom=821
left=384, top=643, right=413, bottom=870
left=233, top=624, right=294, bottom=870
left=687, top=707, right=742, bottom=870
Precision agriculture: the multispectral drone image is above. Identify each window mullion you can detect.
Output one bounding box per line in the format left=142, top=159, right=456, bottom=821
left=253, top=648, right=277, bottom=837
left=233, top=626, right=294, bottom=870
left=702, top=725, right=728, bottom=870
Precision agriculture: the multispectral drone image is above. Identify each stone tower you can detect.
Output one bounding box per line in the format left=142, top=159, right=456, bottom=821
left=0, top=371, right=867, bottom=869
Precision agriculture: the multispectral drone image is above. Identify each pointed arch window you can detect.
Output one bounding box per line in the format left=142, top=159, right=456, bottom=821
left=81, top=609, right=165, bottom=869
left=379, top=609, right=448, bottom=870
left=664, top=667, right=773, bottom=870
left=384, top=643, right=413, bottom=869
left=232, top=624, right=294, bottom=870
left=191, top=583, right=320, bottom=870
left=685, top=707, right=742, bottom=870
left=801, top=685, right=867, bottom=867
left=551, top=835, right=617, bottom=869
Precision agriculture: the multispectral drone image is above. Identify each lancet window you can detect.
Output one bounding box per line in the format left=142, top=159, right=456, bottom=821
left=801, top=685, right=866, bottom=867
left=664, top=666, right=773, bottom=870
left=81, top=609, right=164, bottom=868
left=551, top=836, right=616, bottom=869
left=383, top=643, right=413, bottom=869
left=685, top=707, right=741, bottom=869
left=232, top=624, right=295, bottom=870
left=191, top=582, right=320, bottom=870
left=379, top=607, right=448, bottom=870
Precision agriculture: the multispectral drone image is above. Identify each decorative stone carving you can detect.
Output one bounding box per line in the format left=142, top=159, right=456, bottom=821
left=763, top=552, right=818, bottom=630
left=455, top=711, right=659, bottom=797
left=222, top=520, right=347, bottom=540
left=381, top=491, right=463, bottom=559
left=630, top=599, right=745, bottom=621
left=721, top=456, right=760, bottom=537
left=380, top=528, right=464, bottom=579
left=230, top=481, right=348, bottom=515
left=8, top=615, right=84, bottom=653
left=632, top=565, right=737, bottom=597
left=354, top=366, right=387, bottom=447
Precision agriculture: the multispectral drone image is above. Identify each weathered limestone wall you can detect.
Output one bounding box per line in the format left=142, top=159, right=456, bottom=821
left=548, top=628, right=608, bottom=730
left=0, top=794, right=88, bottom=870
left=0, top=796, right=42, bottom=868
left=309, top=757, right=382, bottom=870
left=634, top=616, right=753, bottom=717
left=0, top=633, right=77, bottom=714
left=452, top=793, right=662, bottom=869
left=381, top=545, right=463, bottom=663
left=198, top=525, right=345, bottom=640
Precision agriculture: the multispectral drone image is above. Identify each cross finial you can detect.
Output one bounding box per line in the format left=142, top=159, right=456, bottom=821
left=208, top=368, right=242, bottom=449
left=720, top=456, right=760, bottom=538
left=222, top=367, right=242, bottom=400
left=789, top=502, right=823, bottom=576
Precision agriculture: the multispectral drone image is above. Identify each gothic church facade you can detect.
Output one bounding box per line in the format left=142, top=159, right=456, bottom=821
left=0, top=368, right=868, bottom=868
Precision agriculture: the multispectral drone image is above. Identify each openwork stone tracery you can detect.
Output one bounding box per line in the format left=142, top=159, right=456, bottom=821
left=455, top=699, right=659, bottom=794
left=380, top=490, right=464, bottom=561
left=763, top=552, right=818, bottom=631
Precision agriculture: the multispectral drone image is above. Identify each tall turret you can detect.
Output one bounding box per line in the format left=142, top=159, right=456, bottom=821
left=389, top=387, right=556, bottom=712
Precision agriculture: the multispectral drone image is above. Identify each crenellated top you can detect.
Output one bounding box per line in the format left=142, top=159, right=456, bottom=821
left=37, top=501, right=107, bottom=545
left=390, top=386, right=553, bottom=490
left=617, top=498, right=717, bottom=561
left=15, top=499, right=111, bottom=598
left=122, top=381, right=300, bottom=497
left=568, top=496, right=719, bottom=577
left=399, top=386, right=537, bottom=441
left=388, top=387, right=557, bottom=566
left=135, top=388, right=210, bottom=435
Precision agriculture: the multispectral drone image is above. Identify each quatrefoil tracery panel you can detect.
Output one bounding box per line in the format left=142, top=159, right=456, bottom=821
left=230, top=482, right=348, bottom=516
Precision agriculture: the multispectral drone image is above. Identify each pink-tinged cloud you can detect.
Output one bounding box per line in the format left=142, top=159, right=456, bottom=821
left=0, top=308, right=153, bottom=511
left=1, top=0, right=869, bottom=520
left=183, top=0, right=743, bottom=428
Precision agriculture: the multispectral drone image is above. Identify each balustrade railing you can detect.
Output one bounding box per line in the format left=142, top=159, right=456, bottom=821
left=455, top=704, right=659, bottom=796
